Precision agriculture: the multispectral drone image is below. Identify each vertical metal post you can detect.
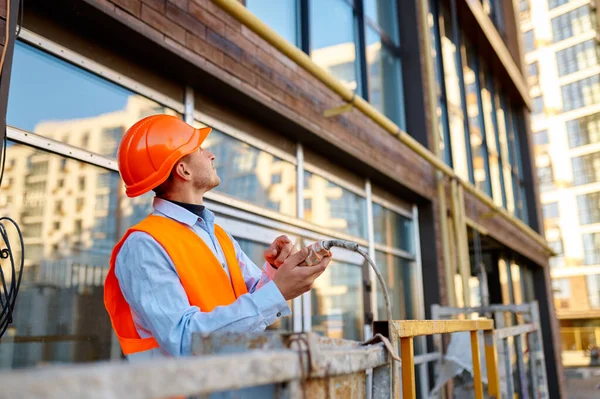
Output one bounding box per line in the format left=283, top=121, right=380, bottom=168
left=574, top=328, right=582, bottom=351
left=295, top=143, right=305, bottom=333
left=366, top=179, right=377, bottom=331
left=412, top=205, right=430, bottom=399
left=184, top=86, right=194, bottom=125
left=470, top=331, right=484, bottom=399
left=401, top=337, right=416, bottom=399
left=595, top=327, right=600, bottom=348
left=451, top=180, right=471, bottom=308
left=515, top=331, right=530, bottom=399
left=531, top=302, right=549, bottom=399
left=528, top=331, right=540, bottom=399
left=503, top=337, right=515, bottom=397
left=483, top=329, right=500, bottom=399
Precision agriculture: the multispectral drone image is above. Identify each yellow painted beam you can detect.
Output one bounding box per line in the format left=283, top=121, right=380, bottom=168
left=391, top=320, right=493, bottom=337
left=484, top=330, right=501, bottom=399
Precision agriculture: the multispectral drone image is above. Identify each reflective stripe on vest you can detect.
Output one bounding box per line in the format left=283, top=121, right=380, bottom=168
left=104, top=215, right=248, bottom=355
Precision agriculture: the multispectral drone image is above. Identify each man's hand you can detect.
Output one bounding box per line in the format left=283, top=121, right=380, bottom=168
left=264, top=235, right=296, bottom=268
left=272, top=247, right=332, bottom=300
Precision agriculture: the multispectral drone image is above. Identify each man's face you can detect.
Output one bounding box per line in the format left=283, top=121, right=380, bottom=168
left=186, top=146, right=220, bottom=191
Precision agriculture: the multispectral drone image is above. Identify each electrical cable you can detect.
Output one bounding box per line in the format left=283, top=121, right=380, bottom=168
left=0, top=0, right=25, bottom=340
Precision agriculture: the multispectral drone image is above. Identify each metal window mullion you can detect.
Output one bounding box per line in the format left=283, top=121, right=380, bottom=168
left=450, top=0, right=475, bottom=185
left=299, top=0, right=310, bottom=53
left=356, top=0, right=369, bottom=100
left=184, top=87, right=194, bottom=124
left=295, top=143, right=305, bottom=333
left=365, top=179, right=377, bottom=332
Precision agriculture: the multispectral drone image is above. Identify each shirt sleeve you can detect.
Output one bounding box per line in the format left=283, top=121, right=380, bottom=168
left=229, top=234, right=279, bottom=293
left=114, top=232, right=291, bottom=357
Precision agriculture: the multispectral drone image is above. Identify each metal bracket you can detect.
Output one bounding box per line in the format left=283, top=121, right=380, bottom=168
left=323, top=93, right=356, bottom=117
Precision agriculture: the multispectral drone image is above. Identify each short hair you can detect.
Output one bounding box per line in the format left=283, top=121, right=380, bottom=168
left=152, top=153, right=193, bottom=197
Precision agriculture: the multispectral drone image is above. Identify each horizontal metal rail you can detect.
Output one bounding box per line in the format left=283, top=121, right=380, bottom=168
left=495, top=323, right=537, bottom=339
left=432, top=303, right=533, bottom=316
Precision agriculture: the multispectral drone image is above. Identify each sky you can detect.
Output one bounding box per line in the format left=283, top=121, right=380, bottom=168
left=7, top=42, right=130, bottom=133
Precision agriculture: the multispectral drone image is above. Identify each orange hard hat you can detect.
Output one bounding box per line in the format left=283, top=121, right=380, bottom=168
left=118, top=114, right=212, bottom=198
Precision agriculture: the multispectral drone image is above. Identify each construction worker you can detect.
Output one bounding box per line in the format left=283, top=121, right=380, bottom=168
left=104, top=114, right=331, bottom=360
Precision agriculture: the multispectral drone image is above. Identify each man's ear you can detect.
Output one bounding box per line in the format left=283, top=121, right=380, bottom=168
left=174, top=162, right=192, bottom=181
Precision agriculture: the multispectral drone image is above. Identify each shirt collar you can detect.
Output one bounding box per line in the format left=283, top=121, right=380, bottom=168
left=153, top=197, right=201, bottom=227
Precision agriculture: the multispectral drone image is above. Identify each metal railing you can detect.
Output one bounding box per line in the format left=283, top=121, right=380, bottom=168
left=432, top=301, right=549, bottom=399
left=560, top=327, right=600, bottom=352
left=0, top=319, right=503, bottom=399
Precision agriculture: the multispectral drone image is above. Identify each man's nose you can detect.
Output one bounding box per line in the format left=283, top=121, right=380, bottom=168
left=207, top=150, right=215, bottom=160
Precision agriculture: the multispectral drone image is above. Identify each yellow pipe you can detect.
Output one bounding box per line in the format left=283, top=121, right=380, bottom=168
left=210, top=0, right=552, bottom=255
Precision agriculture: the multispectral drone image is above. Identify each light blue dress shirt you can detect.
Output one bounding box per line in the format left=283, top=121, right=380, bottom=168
left=115, top=198, right=291, bottom=360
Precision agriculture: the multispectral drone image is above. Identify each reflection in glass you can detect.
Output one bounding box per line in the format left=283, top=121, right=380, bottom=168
left=440, top=6, right=469, bottom=180
left=236, top=237, right=292, bottom=332
left=311, top=259, right=363, bottom=340
left=303, top=171, right=367, bottom=238
left=366, top=27, right=405, bottom=129
left=0, top=142, right=120, bottom=369
left=462, top=39, right=490, bottom=194
left=495, top=92, right=514, bottom=214
left=375, top=252, right=417, bottom=320
left=310, top=0, right=359, bottom=92
left=364, top=0, right=399, bottom=45
left=480, top=66, right=503, bottom=207
left=246, top=0, right=299, bottom=46
left=203, top=128, right=297, bottom=217
left=372, top=203, right=413, bottom=253
left=7, top=41, right=180, bottom=157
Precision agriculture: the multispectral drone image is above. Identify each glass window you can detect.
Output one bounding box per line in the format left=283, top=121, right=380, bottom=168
left=556, top=40, right=600, bottom=77
left=586, top=274, right=600, bottom=308
left=440, top=5, right=470, bottom=181
left=7, top=41, right=181, bottom=155
left=463, top=38, right=490, bottom=194
left=527, top=61, right=539, bottom=84
left=372, top=203, right=413, bottom=253
left=523, top=30, right=535, bottom=53
left=552, top=6, right=596, bottom=43
left=549, top=238, right=564, bottom=268
left=548, top=0, right=571, bottom=9
left=429, top=0, right=452, bottom=165
left=235, top=237, right=292, bottom=332
left=365, top=27, right=405, bottom=129
left=537, top=165, right=554, bottom=192
left=303, top=171, right=367, bottom=238
left=375, top=252, right=418, bottom=320
left=310, top=0, right=360, bottom=92
left=202, top=127, right=297, bottom=217
left=552, top=279, right=571, bottom=299
left=534, top=130, right=549, bottom=146
left=532, top=96, right=545, bottom=116
left=567, top=112, right=600, bottom=148
left=577, top=192, right=600, bottom=224
left=561, top=75, right=600, bottom=112
left=572, top=152, right=600, bottom=185
left=543, top=202, right=559, bottom=219
left=246, top=0, right=299, bottom=46
left=0, top=141, right=137, bottom=369
left=481, top=68, right=504, bottom=207
left=583, top=233, right=600, bottom=265
left=496, top=91, right=514, bottom=213
left=364, top=0, right=399, bottom=45
left=311, top=255, right=364, bottom=340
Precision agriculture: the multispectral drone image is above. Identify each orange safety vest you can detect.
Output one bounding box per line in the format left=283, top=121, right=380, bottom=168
left=104, top=215, right=249, bottom=355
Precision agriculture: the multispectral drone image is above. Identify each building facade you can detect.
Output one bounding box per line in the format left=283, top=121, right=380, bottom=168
left=519, top=0, right=600, bottom=368
left=0, top=0, right=563, bottom=396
